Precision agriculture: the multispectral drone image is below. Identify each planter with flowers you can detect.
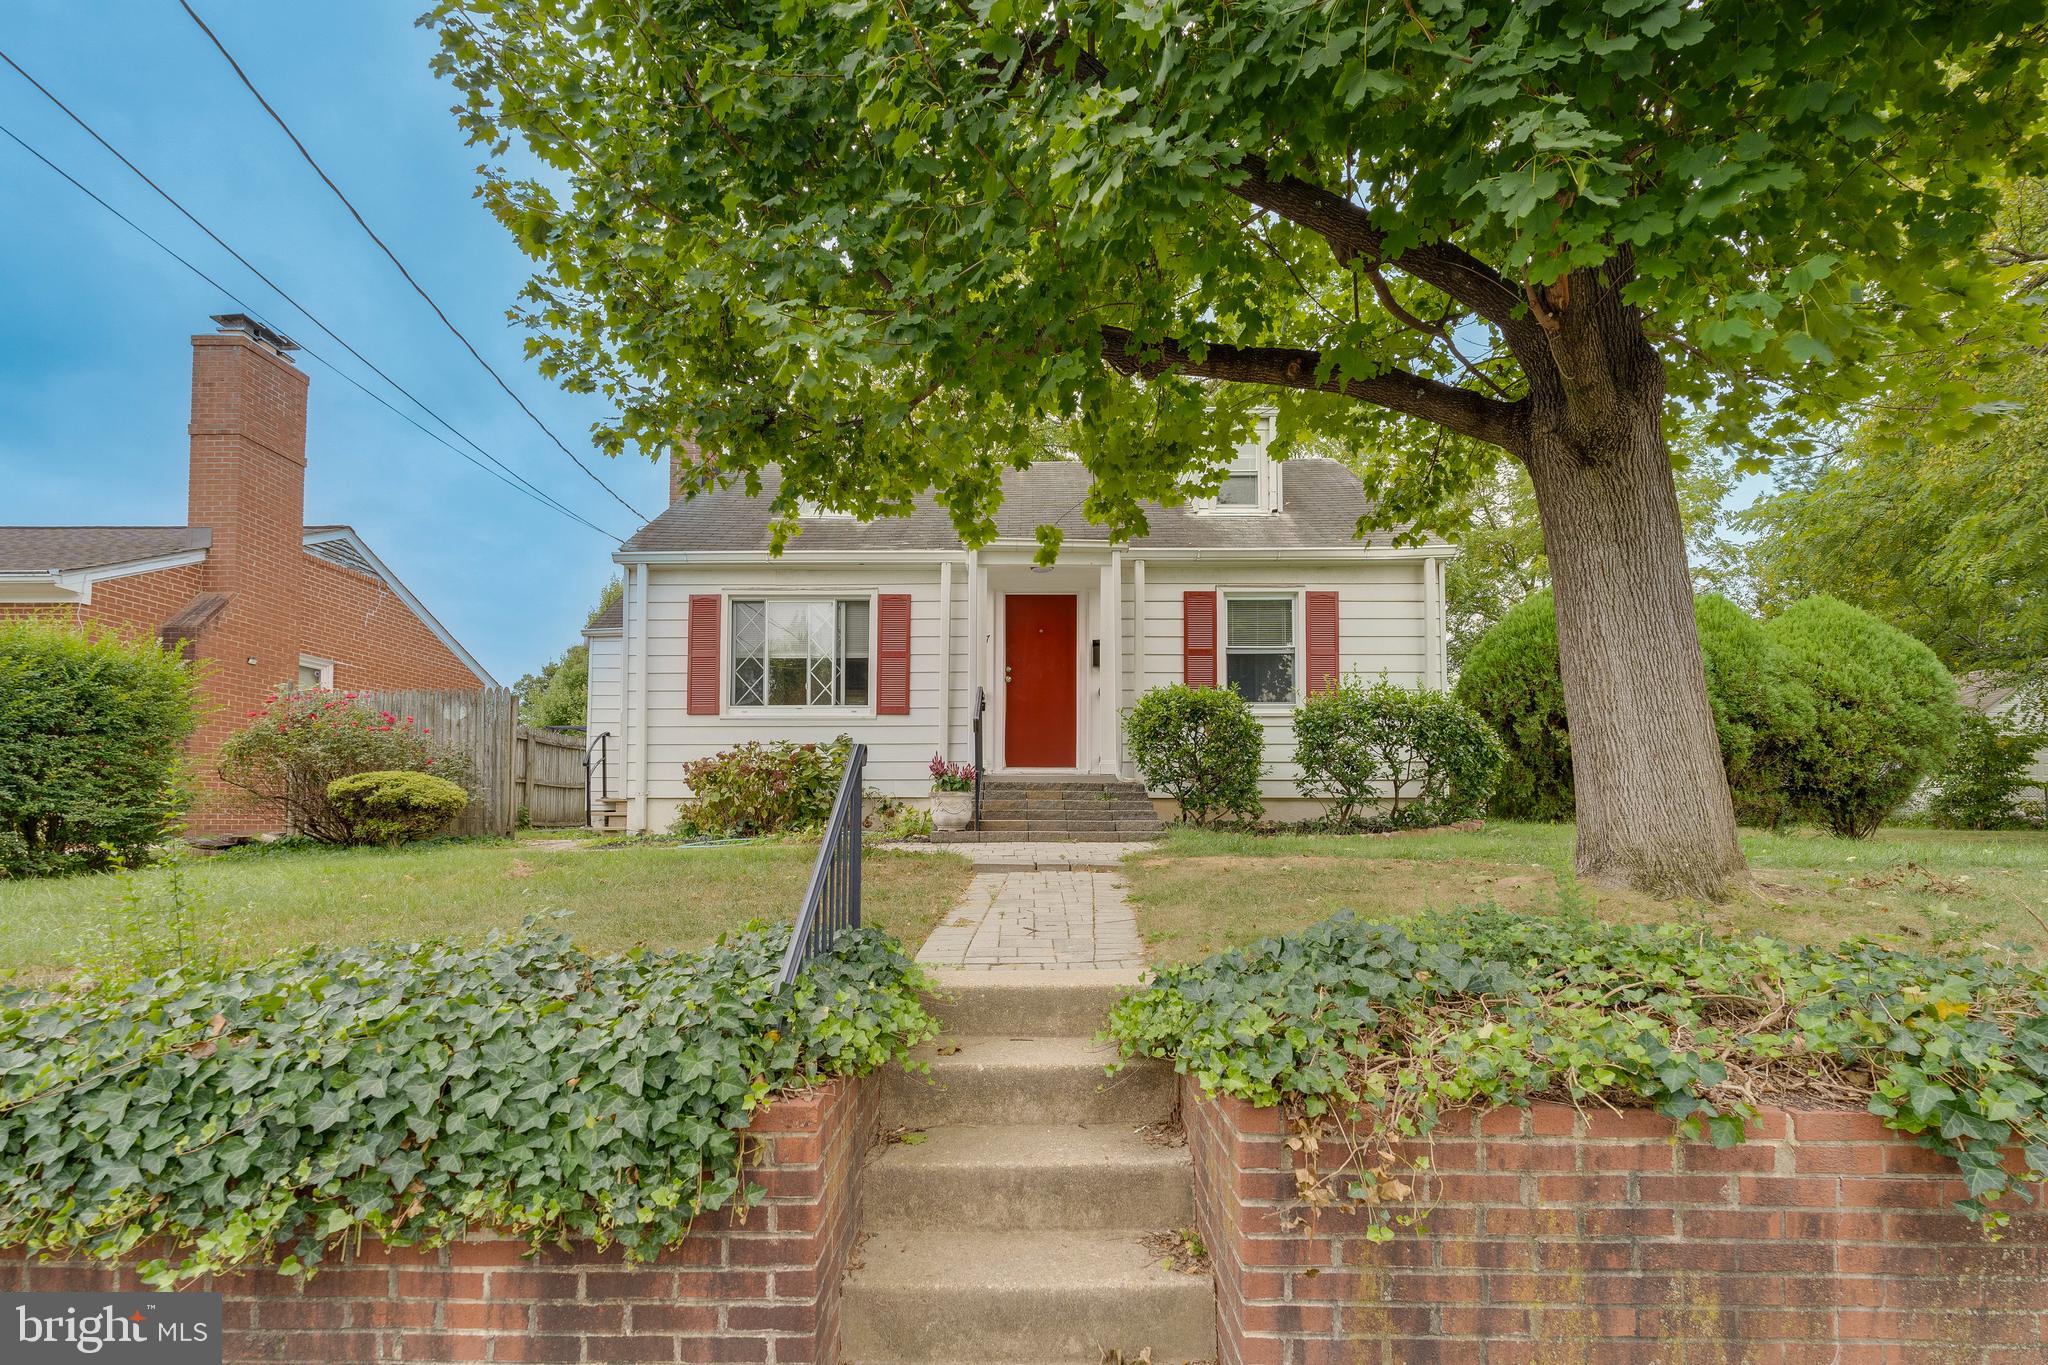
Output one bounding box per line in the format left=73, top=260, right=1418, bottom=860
left=928, top=755, right=977, bottom=830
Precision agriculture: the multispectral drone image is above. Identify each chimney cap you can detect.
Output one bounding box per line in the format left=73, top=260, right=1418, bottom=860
left=210, top=313, right=300, bottom=357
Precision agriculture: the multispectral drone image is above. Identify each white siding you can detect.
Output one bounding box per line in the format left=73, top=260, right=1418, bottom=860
left=584, top=634, right=624, bottom=815
left=626, top=562, right=961, bottom=826
left=1125, top=560, right=1431, bottom=799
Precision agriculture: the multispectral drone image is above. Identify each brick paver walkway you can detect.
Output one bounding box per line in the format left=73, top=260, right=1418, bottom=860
left=915, top=869, right=1146, bottom=971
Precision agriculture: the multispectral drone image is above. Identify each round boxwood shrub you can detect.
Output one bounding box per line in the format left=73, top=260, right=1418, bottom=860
left=1455, top=591, right=1813, bottom=824
left=1765, top=596, right=1962, bottom=837
left=218, top=692, right=471, bottom=843
left=1126, top=684, right=1265, bottom=826
left=1293, top=677, right=1505, bottom=827
left=325, top=770, right=471, bottom=845
left=0, top=617, right=200, bottom=877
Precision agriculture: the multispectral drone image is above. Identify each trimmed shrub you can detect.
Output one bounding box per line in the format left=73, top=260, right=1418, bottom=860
left=217, top=692, right=471, bottom=843
left=1455, top=591, right=1814, bottom=824
left=673, top=737, right=852, bottom=837
left=0, top=617, right=200, bottom=877
left=0, top=923, right=937, bottom=1283
left=1293, top=677, right=1504, bottom=827
left=326, top=770, right=471, bottom=845
left=1126, top=684, right=1265, bottom=826
left=1765, top=596, right=1962, bottom=838
left=1928, top=713, right=2043, bottom=830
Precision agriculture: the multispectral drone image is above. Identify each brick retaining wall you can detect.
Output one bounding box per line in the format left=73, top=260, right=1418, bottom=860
left=1184, top=1076, right=2048, bottom=1364
left=3, top=1078, right=876, bottom=1364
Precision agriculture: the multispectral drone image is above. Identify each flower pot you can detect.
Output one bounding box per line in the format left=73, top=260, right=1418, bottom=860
left=929, top=790, right=973, bottom=831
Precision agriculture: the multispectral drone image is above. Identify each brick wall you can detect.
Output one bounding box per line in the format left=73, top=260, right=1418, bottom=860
left=299, top=554, right=482, bottom=692
left=3, top=1077, right=876, bottom=1365
left=1184, top=1076, right=2048, bottom=1364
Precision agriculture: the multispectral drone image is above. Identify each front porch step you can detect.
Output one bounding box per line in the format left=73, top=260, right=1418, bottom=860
left=840, top=1229, right=1215, bottom=1363
left=866, top=1123, right=1193, bottom=1230
left=921, top=967, right=1143, bottom=1035
left=931, top=830, right=1161, bottom=844
left=879, top=1036, right=1176, bottom=1126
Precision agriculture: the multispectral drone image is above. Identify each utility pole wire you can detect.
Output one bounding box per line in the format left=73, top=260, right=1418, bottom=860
left=176, top=0, right=651, bottom=523
left=0, top=46, right=622, bottom=541
left=0, top=117, right=623, bottom=544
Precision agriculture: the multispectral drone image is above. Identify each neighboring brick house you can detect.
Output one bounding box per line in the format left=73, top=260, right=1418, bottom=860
left=0, top=315, right=495, bottom=836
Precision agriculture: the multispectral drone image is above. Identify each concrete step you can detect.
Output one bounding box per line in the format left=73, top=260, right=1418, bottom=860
left=922, top=967, right=1144, bottom=1036
left=879, top=1037, right=1175, bottom=1126
left=972, top=820, right=1165, bottom=834
left=931, top=830, right=1163, bottom=844
left=841, top=1228, right=1215, bottom=1362
left=867, top=1123, right=1192, bottom=1231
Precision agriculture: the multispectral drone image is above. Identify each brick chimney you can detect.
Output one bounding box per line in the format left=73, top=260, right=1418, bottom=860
left=186, top=313, right=310, bottom=765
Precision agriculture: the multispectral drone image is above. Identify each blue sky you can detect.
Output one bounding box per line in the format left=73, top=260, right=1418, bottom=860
left=0, top=1, right=666, bottom=685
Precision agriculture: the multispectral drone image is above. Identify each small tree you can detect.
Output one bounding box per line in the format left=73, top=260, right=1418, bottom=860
left=1765, top=597, right=1962, bottom=838
left=1295, top=678, right=1504, bottom=828
left=0, top=617, right=200, bottom=876
left=673, top=737, right=853, bottom=836
left=218, top=692, right=470, bottom=843
left=1927, top=714, right=2044, bottom=831
left=1125, top=685, right=1265, bottom=827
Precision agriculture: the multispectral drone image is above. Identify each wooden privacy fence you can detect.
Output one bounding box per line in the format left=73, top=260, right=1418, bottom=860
left=515, top=727, right=588, bottom=828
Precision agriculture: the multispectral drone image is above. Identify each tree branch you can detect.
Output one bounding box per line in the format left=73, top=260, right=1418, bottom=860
left=1098, top=326, right=1526, bottom=453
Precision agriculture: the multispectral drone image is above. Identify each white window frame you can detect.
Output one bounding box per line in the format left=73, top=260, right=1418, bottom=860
left=1196, top=410, right=1283, bottom=516
left=296, top=654, right=335, bottom=691
left=795, top=498, right=855, bottom=520
left=1221, top=590, right=1301, bottom=709
left=723, top=591, right=879, bottom=718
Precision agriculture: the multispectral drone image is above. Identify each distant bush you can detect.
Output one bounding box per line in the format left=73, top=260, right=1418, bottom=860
left=218, top=692, right=470, bottom=843
left=0, top=618, right=200, bottom=877
left=1456, top=591, right=1817, bottom=825
left=1126, top=685, right=1265, bottom=827
left=673, top=737, right=852, bottom=837
left=1452, top=592, right=1571, bottom=819
left=1765, top=596, right=1962, bottom=838
left=326, top=770, right=471, bottom=845
left=1293, top=678, right=1504, bottom=827
left=1927, top=713, right=2043, bottom=830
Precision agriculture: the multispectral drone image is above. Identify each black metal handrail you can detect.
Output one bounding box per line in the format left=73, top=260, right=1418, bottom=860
left=583, top=731, right=611, bottom=828
left=971, top=687, right=986, bottom=831
left=776, top=743, right=867, bottom=986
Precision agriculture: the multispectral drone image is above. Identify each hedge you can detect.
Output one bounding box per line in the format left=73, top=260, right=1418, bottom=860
left=1126, top=685, right=1265, bottom=826
left=0, top=617, right=200, bottom=877
left=0, top=923, right=936, bottom=1285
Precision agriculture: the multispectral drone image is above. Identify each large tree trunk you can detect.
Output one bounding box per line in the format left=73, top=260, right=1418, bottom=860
left=1523, top=385, right=1747, bottom=901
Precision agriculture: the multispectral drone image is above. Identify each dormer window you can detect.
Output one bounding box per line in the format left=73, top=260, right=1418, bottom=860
left=1199, top=410, right=1282, bottom=515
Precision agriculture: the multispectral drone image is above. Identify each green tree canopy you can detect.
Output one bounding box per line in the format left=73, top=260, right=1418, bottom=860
left=430, top=0, right=2046, bottom=897
left=515, top=580, right=623, bottom=729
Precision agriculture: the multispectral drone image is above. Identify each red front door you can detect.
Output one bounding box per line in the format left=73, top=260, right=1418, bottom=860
left=1004, top=594, right=1078, bottom=768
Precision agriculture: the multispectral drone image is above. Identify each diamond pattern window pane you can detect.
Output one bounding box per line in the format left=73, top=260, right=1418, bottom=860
left=733, top=597, right=869, bottom=708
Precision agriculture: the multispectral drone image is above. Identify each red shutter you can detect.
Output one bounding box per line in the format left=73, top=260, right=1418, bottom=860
left=687, top=594, right=721, bottom=715
left=877, top=593, right=912, bottom=715
left=1306, top=591, right=1340, bottom=694
left=1183, top=591, right=1217, bottom=688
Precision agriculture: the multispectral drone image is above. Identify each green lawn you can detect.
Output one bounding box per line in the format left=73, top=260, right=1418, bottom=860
left=0, top=839, right=974, bottom=979
left=1125, top=821, right=2048, bottom=962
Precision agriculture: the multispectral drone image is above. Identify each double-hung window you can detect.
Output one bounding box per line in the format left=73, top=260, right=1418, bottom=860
left=1215, top=450, right=1262, bottom=507
left=1224, top=596, right=1296, bottom=704
left=730, top=598, right=871, bottom=709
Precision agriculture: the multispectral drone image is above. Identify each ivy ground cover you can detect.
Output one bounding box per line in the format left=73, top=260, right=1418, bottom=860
left=1107, top=906, right=2048, bottom=1236
left=0, top=923, right=936, bottom=1285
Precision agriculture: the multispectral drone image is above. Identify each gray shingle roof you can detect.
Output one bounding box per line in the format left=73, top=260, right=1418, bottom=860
left=0, top=526, right=211, bottom=573
left=586, top=598, right=625, bottom=632
left=622, top=460, right=1422, bottom=555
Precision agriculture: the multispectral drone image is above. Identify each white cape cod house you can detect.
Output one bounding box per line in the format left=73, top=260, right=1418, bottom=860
left=584, top=441, right=1452, bottom=832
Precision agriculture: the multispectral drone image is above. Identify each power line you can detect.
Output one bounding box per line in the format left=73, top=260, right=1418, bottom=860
left=176, top=0, right=652, bottom=524
left=0, top=117, right=625, bottom=544
left=0, top=45, right=624, bottom=540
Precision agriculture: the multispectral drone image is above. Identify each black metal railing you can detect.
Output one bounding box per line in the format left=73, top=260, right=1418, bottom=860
left=585, top=731, right=612, bottom=826
left=971, top=687, right=987, bottom=831
left=776, top=743, right=867, bottom=986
